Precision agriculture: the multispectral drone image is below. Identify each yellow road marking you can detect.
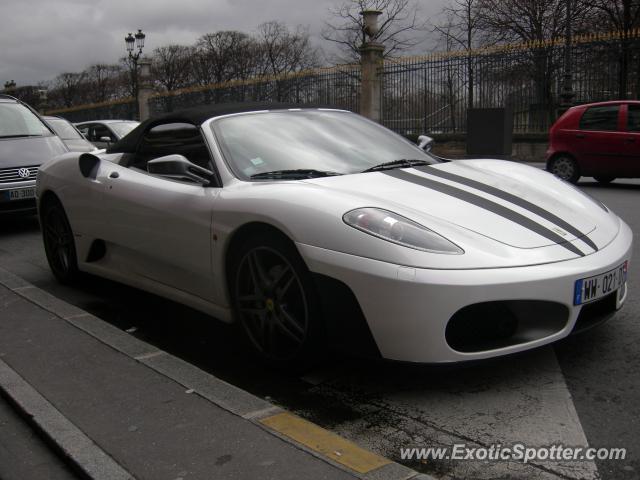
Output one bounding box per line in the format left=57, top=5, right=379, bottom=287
left=260, top=412, right=392, bottom=474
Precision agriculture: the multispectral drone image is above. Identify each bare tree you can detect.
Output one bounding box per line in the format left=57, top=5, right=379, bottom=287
left=322, top=0, right=427, bottom=60
left=152, top=45, right=192, bottom=92
left=477, top=0, right=566, bottom=43
left=192, top=31, right=256, bottom=86
left=585, top=0, right=640, bottom=97
left=433, top=0, right=483, bottom=109
left=84, top=64, right=121, bottom=103
left=42, top=21, right=326, bottom=110
left=254, top=21, right=320, bottom=76
left=51, top=72, right=87, bottom=107
left=119, top=56, right=138, bottom=99
left=252, top=21, right=321, bottom=102
left=585, top=0, right=640, bottom=31
left=475, top=0, right=591, bottom=126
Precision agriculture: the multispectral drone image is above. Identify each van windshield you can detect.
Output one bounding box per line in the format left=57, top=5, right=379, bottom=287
left=0, top=103, right=50, bottom=138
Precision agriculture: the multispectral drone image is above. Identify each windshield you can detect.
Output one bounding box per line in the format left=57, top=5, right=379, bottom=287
left=47, top=118, right=83, bottom=139
left=110, top=121, right=139, bottom=138
left=211, top=110, right=438, bottom=180
left=0, top=103, right=50, bottom=138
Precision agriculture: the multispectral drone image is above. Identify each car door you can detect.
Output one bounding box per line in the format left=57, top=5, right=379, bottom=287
left=90, top=124, right=117, bottom=149
left=622, top=103, right=640, bottom=175
left=98, top=122, right=219, bottom=301
left=574, top=104, right=626, bottom=176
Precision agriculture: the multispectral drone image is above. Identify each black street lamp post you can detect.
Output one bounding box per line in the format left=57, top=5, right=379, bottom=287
left=126, top=29, right=146, bottom=61
left=125, top=29, right=146, bottom=119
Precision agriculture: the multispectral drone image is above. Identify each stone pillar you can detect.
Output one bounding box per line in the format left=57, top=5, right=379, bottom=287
left=38, top=88, right=48, bottom=115
left=359, top=10, right=384, bottom=123
left=137, top=57, right=153, bottom=121
left=359, top=43, right=384, bottom=122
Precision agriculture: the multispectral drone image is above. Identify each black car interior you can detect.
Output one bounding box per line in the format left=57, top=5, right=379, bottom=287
left=128, top=122, right=213, bottom=171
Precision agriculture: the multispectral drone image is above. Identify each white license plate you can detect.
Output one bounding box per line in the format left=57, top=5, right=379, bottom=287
left=2, top=188, right=36, bottom=202
left=574, top=262, right=627, bottom=305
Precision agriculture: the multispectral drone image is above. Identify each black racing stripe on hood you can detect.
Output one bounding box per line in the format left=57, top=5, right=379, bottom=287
left=384, top=169, right=586, bottom=257
left=416, top=166, right=599, bottom=252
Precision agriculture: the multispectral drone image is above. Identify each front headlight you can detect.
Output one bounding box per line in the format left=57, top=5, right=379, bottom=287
left=343, top=207, right=464, bottom=254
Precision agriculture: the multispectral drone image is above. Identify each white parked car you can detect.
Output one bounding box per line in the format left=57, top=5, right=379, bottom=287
left=75, top=120, right=139, bottom=149
left=37, top=104, right=632, bottom=366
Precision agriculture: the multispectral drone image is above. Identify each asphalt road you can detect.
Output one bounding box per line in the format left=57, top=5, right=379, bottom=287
left=0, top=174, right=638, bottom=480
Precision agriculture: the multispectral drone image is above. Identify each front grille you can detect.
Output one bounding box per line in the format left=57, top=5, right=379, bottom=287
left=0, top=165, right=39, bottom=184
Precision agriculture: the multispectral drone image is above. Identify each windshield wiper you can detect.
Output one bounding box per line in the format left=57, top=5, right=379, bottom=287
left=361, top=159, right=432, bottom=173
left=250, top=169, right=343, bottom=180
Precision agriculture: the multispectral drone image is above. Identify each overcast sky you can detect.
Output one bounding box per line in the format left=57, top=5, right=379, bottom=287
left=1, top=0, right=445, bottom=87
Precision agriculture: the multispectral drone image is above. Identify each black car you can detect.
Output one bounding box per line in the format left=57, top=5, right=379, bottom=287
left=0, top=95, right=68, bottom=215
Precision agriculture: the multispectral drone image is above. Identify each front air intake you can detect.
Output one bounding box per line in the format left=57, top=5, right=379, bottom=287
left=446, top=300, right=569, bottom=352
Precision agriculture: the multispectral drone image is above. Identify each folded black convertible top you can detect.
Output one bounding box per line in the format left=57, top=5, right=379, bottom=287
left=107, top=102, right=332, bottom=154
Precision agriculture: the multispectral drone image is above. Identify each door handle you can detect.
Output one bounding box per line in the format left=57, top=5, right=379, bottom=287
left=109, top=171, right=120, bottom=179
left=625, top=138, right=636, bottom=143
left=575, top=133, right=586, bottom=139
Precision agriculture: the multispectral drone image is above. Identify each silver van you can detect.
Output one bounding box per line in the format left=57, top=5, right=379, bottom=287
left=0, top=95, right=68, bottom=215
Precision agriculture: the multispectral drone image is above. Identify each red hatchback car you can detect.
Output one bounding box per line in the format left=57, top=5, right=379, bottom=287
left=546, top=100, right=640, bottom=184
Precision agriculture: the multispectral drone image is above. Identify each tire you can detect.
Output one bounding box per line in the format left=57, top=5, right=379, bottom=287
left=229, top=231, right=324, bottom=368
left=594, top=175, right=615, bottom=184
left=548, top=155, right=580, bottom=184
left=41, top=199, right=80, bottom=284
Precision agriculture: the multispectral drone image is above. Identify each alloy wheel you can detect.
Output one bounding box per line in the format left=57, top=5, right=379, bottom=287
left=43, top=205, right=74, bottom=278
left=235, top=247, right=309, bottom=361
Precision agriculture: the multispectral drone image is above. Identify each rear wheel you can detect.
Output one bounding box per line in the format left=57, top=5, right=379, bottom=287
left=594, top=175, right=615, bottom=184
left=230, top=232, right=323, bottom=368
left=41, top=199, right=79, bottom=284
left=548, top=155, right=580, bottom=184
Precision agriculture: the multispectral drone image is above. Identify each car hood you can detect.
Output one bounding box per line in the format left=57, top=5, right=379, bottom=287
left=305, top=160, right=612, bottom=252
left=0, top=135, right=68, bottom=168
left=61, top=138, right=96, bottom=153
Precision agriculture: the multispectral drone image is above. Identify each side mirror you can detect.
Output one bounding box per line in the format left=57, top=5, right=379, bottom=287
left=417, top=135, right=434, bottom=152
left=147, top=154, right=214, bottom=185
left=99, top=136, right=112, bottom=145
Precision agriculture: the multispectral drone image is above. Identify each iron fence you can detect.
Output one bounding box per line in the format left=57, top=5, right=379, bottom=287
left=39, top=30, right=640, bottom=134
left=149, top=66, right=360, bottom=116
left=383, top=31, right=640, bottom=134
left=45, top=99, right=136, bottom=123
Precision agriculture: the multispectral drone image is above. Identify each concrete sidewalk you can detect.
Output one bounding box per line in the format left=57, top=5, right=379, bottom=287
left=0, top=396, right=79, bottom=480
left=0, top=267, right=424, bottom=480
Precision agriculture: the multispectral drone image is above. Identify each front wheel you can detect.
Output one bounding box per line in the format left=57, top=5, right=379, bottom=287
left=230, top=232, right=323, bottom=368
left=548, top=155, right=580, bottom=184
left=41, top=199, right=79, bottom=284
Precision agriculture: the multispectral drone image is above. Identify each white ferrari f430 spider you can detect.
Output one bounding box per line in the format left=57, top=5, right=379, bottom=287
left=36, top=104, right=632, bottom=365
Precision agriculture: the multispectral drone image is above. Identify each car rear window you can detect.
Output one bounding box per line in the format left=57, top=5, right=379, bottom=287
left=628, top=105, right=640, bottom=132
left=48, top=118, right=83, bottom=139
left=579, top=105, right=620, bottom=131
